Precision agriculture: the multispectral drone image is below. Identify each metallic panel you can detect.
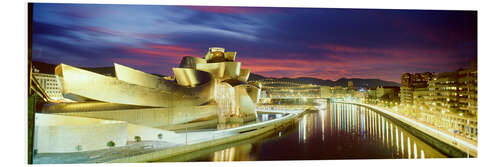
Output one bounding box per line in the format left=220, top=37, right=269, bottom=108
left=56, top=64, right=217, bottom=108
left=224, top=52, right=237, bottom=61
left=209, top=47, right=225, bottom=52
left=56, top=64, right=176, bottom=107
left=172, top=68, right=210, bottom=87
left=179, top=56, right=207, bottom=69
left=51, top=46, right=260, bottom=124
left=196, top=63, right=225, bottom=78
left=246, top=84, right=261, bottom=103
left=207, top=51, right=226, bottom=63
left=222, top=78, right=245, bottom=87
left=238, top=68, right=250, bottom=82
left=234, top=84, right=257, bottom=117
left=223, top=62, right=241, bottom=80
left=114, top=63, right=175, bottom=90
left=196, top=62, right=241, bottom=80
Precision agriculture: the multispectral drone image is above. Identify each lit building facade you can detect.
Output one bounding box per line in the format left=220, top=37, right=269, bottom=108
left=376, top=86, right=400, bottom=104
left=365, top=88, right=377, bottom=103
left=428, top=72, right=459, bottom=113
left=32, top=73, right=66, bottom=101
left=412, top=87, right=431, bottom=106
left=457, top=63, right=477, bottom=116
left=320, top=86, right=333, bottom=98
left=347, top=81, right=354, bottom=90
left=400, top=72, right=435, bottom=105
left=256, top=79, right=321, bottom=98
left=426, top=69, right=477, bottom=138
left=398, top=64, right=478, bottom=140
left=51, top=47, right=261, bottom=123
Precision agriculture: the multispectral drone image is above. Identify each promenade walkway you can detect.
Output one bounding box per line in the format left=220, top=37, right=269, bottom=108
left=344, top=102, right=477, bottom=157
left=34, top=108, right=302, bottom=163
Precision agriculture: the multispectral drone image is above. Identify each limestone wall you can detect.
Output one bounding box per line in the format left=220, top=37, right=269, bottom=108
left=35, top=114, right=127, bottom=153
left=55, top=105, right=218, bottom=128
left=127, top=124, right=184, bottom=144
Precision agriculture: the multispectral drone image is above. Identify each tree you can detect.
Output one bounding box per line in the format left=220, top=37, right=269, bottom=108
left=158, top=133, right=163, bottom=140
left=75, top=145, right=82, bottom=152
left=106, top=141, right=115, bottom=148
left=134, top=136, right=142, bottom=142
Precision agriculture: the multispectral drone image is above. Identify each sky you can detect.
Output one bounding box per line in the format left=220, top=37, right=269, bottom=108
left=31, top=3, right=477, bottom=82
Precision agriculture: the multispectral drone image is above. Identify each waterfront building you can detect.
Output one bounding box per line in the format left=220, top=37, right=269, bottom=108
left=400, top=63, right=478, bottom=139
left=428, top=72, right=459, bottom=113
left=457, top=62, right=477, bottom=116
left=413, top=87, right=432, bottom=106
left=347, top=81, right=354, bottom=90
left=33, top=47, right=264, bottom=153
left=332, top=85, right=359, bottom=101
left=52, top=47, right=260, bottom=123
left=32, top=73, right=67, bottom=102
left=320, top=86, right=333, bottom=98
left=400, top=72, right=435, bottom=105
left=374, top=86, right=400, bottom=106
left=332, top=86, right=347, bottom=97
left=426, top=64, right=477, bottom=138
left=365, top=88, right=377, bottom=104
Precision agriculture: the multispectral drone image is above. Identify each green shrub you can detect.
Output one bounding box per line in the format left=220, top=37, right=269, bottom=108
left=158, top=133, right=163, bottom=140
left=106, top=141, right=115, bottom=148
left=134, top=136, right=142, bottom=142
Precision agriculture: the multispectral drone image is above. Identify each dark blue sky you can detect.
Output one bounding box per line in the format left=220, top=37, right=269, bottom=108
left=31, top=3, right=477, bottom=82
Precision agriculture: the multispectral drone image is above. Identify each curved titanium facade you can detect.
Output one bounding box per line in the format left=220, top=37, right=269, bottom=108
left=54, top=47, right=261, bottom=124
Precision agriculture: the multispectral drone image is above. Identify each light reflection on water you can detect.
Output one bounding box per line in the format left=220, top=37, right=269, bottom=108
left=156, top=102, right=447, bottom=162
left=258, top=113, right=283, bottom=122
left=175, top=113, right=283, bottom=132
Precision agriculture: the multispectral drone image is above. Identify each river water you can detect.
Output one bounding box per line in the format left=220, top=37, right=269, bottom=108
left=156, top=102, right=447, bottom=162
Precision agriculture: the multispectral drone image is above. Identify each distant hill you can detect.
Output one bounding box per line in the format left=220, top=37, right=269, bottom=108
left=248, top=74, right=400, bottom=89
left=248, top=73, right=267, bottom=81
left=32, top=61, right=400, bottom=88
left=333, top=77, right=401, bottom=88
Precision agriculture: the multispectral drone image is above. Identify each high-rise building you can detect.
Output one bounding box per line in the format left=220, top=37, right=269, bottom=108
left=426, top=68, right=477, bottom=138
left=398, top=63, right=478, bottom=139
left=428, top=72, right=459, bottom=113
left=400, top=72, right=435, bottom=104
left=413, top=87, right=431, bottom=106
left=457, top=62, right=477, bottom=116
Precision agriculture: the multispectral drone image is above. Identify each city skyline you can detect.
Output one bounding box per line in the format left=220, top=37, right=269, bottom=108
left=32, top=3, right=476, bottom=82
left=27, top=3, right=479, bottom=163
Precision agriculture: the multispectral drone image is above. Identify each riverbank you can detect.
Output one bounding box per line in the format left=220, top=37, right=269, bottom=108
left=106, top=110, right=302, bottom=163
left=340, top=101, right=476, bottom=157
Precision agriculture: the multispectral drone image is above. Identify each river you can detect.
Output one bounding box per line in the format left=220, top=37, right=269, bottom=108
left=155, top=102, right=447, bottom=162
